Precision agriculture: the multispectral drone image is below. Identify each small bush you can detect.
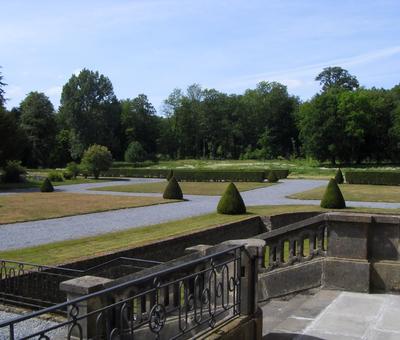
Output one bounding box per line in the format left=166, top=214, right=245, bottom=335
left=163, top=176, right=183, bottom=199
left=335, top=168, right=344, bottom=184
left=2, top=160, right=26, bottom=183
left=166, top=170, right=174, bottom=181
left=320, top=178, right=346, bottom=209
left=124, top=141, right=147, bottom=163
left=217, top=183, right=246, bottom=215
left=66, top=162, right=80, bottom=178
left=81, top=144, right=113, bottom=179
left=40, top=178, right=54, bottom=192
left=79, top=163, right=90, bottom=179
left=267, top=171, right=278, bottom=183
left=48, top=171, right=64, bottom=182
left=63, top=171, right=73, bottom=180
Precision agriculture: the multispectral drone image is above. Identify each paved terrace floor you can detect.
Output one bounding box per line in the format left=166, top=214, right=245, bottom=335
left=1, top=178, right=400, bottom=250
left=262, top=290, right=400, bottom=340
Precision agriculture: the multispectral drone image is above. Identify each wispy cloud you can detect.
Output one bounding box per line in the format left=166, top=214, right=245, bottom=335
left=217, top=46, right=400, bottom=92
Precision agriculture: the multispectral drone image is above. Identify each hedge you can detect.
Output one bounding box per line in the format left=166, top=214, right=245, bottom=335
left=102, top=168, right=289, bottom=182
left=345, top=171, right=400, bottom=185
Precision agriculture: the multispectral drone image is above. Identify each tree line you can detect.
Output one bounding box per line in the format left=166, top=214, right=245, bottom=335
left=1, top=66, right=400, bottom=167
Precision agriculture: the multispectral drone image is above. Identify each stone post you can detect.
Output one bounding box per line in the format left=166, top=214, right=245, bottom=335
left=222, top=239, right=265, bottom=316
left=60, top=275, right=113, bottom=340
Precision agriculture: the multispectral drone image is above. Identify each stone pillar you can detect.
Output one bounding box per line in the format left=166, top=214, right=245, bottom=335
left=324, top=213, right=371, bottom=292
left=222, top=239, right=265, bottom=316
left=60, top=275, right=113, bottom=340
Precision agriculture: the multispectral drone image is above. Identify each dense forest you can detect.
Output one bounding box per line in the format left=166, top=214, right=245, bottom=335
left=1, top=66, right=400, bottom=167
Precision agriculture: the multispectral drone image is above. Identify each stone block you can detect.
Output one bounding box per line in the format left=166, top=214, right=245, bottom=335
left=258, top=260, right=323, bottom=301
left=327, top=219, right=369, bottom=259
left=370, top=261, right=400, bottom=292
left=369, top=222, right=400, bottom=260
left=323, top=258, right=369, bottom=292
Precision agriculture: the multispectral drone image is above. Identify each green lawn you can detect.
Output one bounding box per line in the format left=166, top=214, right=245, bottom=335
left=91, top=181, right=273, bottom=195
left=1, top=204, right=399, bottom=266
left=0, top=177, right=126, bottom=191
left=0, top=193, right=175, bottom=224
left=288, top=184, right=400, bottom=203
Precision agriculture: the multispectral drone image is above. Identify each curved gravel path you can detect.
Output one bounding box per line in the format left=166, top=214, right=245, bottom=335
left=1, top=178, right=400, bottom=250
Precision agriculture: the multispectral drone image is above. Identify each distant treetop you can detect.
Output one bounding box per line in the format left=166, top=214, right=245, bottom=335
left=315, top=66, right=359, bottom=92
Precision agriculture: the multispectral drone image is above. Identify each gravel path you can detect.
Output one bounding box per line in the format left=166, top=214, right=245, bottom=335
left=0, top=311, right=64, bottom=339
left=1, top=178, right=400, bottom=250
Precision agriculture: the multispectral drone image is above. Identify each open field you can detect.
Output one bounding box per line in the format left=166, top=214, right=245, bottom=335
left=0, top=193, right=174, bottom=224
left=1, top=204, right=399, bottom=265
left=288, top=184, right=400, bottom=203
left=92, top=181, right=273, bottom=195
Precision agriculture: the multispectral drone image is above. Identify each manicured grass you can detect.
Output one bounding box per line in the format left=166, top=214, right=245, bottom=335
left=0, top=193, right=174, bottom=224
left=0, top=177, right=126, bottom=191
left=91, top=181, right=273, bottom=196
left=288, top=184, right=400, bottom=203
left=1, top=204, right=399, bottom=266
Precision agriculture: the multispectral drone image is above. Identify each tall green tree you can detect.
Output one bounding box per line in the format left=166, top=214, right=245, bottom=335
left=316, top=66, right=359, bottom=92
left=59, top=69, right=121, bottom=160
left=297, top=89, right=345, bottom=164
left=0, top=68, right=6, bottom=108
left=121, top=94, right=158, bottom=156
left=19, top=92, right=56, bottom=167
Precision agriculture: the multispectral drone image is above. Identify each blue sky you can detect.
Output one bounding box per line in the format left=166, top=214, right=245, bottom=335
left=1, top=0, right=400, bottom=113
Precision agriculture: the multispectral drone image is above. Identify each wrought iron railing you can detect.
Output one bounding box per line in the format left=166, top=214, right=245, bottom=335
left=0, top=257, right=163, bottom=311
left=0, top=245, right=242, bottom=339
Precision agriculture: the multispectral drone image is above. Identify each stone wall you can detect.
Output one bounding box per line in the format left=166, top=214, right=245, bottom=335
left=60, top=216, right=266, bottom=272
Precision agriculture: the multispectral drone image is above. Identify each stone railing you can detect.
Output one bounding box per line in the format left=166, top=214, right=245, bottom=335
left=256, top=212, right=400, bottom=300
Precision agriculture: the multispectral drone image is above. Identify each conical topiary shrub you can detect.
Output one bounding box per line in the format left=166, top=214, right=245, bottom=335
left=320, top=178, right=346, bottom=209
left=267, top=171, right=278, bottom=183
left=335, top=168, right=344, bottom=184
left=163, top=176, right=183, bottom=199
left=41, top=178, right=54, bottom=192
left=166, top=169, right=174, bottom=181
left=217, top=183, right=246, bottom=215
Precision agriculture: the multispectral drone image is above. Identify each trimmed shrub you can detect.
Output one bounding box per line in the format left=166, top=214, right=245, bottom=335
left=217, top=183, right=246, bottom=215
left=265, top=169, right=290, bottom=180
left=335, top=168, right=344, bottom=184
left=48, top=171, right=64, bottom=182
left=345, top=171, right=400, bottom=186
left=320, top=178, right=346, bottom=209
left=267, top=171, right=278, bottom=183
left=166, top=170, right=174, bottom=181
left=2, top=160, right=26, bottom=183
left=163, top=176, right=183, bottom=199
left=101, top=168, right=290, bottom=182
left=40, top=178, right=54, bottom=192
left=81, top=144, right=113, bottom=179
left=66, top=162, right=80, bottom=178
